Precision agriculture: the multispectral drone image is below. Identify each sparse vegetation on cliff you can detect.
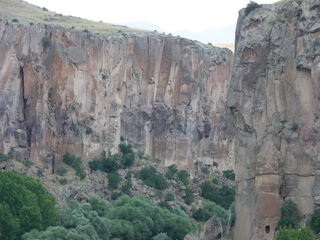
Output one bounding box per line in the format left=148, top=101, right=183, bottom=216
left=244, top=1, right=262, bottom=16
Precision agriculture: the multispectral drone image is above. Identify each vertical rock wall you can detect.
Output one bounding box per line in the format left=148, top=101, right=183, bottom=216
left=0, top=21, right=234, bottom=174
left=229, top=0, right=320, bottom=239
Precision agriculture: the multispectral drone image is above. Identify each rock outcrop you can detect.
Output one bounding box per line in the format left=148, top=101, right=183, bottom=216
left=229, top=0, right=320, bottom=239
left=0, top=21, right=234, bottom=175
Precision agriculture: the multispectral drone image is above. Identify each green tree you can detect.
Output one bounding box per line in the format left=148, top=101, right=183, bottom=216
left=139, top=167, right=168, bottom=190
left=107, top=172, right=120, bottom=190
left=200, top=181, right=235, bottom=209
left=278, top=200, right=302, bottom=229
left=185, top=188, right=194, bottom=205
left=275, top=226, right=315, bottom=240
left=0, top=171, right=59, bottom=239
left=177, top=170, right=190, bottom=186
left=108, top=195, right=191, bottom=240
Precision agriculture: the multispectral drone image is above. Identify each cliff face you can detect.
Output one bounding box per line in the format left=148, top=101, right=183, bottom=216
left=0, top=21, right=234, bottom=175
left=229, top=0, right=320, bottom=239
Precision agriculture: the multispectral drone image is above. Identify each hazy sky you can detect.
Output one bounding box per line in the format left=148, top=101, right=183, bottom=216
left=25, top=0, right=276, bottom=32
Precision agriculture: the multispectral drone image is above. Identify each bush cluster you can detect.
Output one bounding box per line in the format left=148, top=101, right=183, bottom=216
left=89, top=143, right=135, bottom=173
left=63, top=152, right=85, bottom=179
left=200, top=181, right=235, bottom=209
left=165, top=165, right=190, bottom=186
left=0, top=171, right=59, bottom=239
left=222, top=170, right=235, bottom=181
left=0, top=152, right=13, bottom=162
left=275, top=226, right=315, bottom=240
left=138, top=167, right=168, bottom=190
left=278, top=200, right=302, bottom=229
left=185, top=188, right=194, bottom=205
left=192, top=201, right=230, bottom=229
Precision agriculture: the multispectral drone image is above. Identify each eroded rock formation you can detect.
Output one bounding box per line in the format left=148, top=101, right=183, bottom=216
left=229, top=0, right=320, bottom=239
left=0, top=21, right=234, bottom=175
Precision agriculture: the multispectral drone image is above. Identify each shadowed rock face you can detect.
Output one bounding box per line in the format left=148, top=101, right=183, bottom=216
left=229, top=1, right=320, bottom=239
left=0, top=21, right=234, bottom=175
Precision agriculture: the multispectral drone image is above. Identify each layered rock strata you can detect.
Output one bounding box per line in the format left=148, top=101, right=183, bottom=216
left=0, top=21, right=234, bottom=174
left=229, top=0, right=320, bottom=239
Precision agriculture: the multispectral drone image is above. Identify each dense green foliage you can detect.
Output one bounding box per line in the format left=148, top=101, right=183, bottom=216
left=200, top=181, right=235, bottom=209
left=57, top=167, right=68, bottom=176
left=222, top=170, right=235, bottom=181
left=244, top=1, right=262, bottom=16
left=192, top=201, right=229, bottom=229
left=177, top=170, right=190, bottom=186
left=278, top=200, right=302, bottom=229
left=311, top=209, right=320, bottom=233
left=0, top=152, right=13, bottom=162
left=63, top=152, right=85, bottom=179
left=275, top=226, right=315, bottom=240
left=89, top=144, right=135, bottom=173
left=22, top=197, right=111, bottom=240
left=185, top=188, right=194, bottom=205
left=139, top=167, right=168, bottom=190
left=0, top=171, right=59, bottom=240
left=165, top=164, right=178, bottom=180
left=165, top=192, right=175, bottom=202
left=108, top=195, right=192, bottom=240
left=21, top=194, right=192, bottom=240
left=107, top=173, right=120, bottom=190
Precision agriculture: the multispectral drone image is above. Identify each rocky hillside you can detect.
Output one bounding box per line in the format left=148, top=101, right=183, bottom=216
left=0, top=20, right=234, bottom=175
left=229, top=0, right=320, bottom=239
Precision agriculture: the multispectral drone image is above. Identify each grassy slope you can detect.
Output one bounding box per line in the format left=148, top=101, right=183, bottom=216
left=0, top=0, right=148, bottom=35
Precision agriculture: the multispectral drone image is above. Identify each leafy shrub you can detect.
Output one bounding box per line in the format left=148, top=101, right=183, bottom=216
left=139, top=167, right=168, bottom=190
left=278, top=200, right=302, bottom=229
left=201, top=167, right=209, bottom=174
left=107, top=172, right=120, bottom=190
left=244, top=1, right=262, bottom=16
left=223, top=169, right=235, bottom=181
left=83, top=28, right=90, bottom=33
left=59, top=178, right=68, bottom=185
left=291, top=123, right=299, bottom=131
left=111, top=191, right=122, bottom=201
left=42, top=37, right=51, bottom=47
left=165, top=192, right=175, bottom=202
left=119, top=143, right=135, bottom=167
left=57, top=167, right=68, bottom=176
left=311, top=209, right=320, bottom=233
left=63, top=152, right=85, bottom=179
left=0, top=152, right=13, bottom=162
left=89, top=144, right=134, bottom=173
left=0, top=171, right=59, bottom=239
left=275, top=226, right=315, bottom=240
left=158, top=201, right=173, bottom=212
left=185, top=188, right=194, bottom=205
left=165, top=164, right=178, bottom=180
left=109, top=195, right=192, bottom=240
left=200, top=181, right=235, bottom=209
left=12, top=18, right=19, bottom=22
left=212, top=178, right=219, bottom=184
left=177, top=170, right=190, bottom=186
left=23, top=159, right=33, bottom=168
left=120, top=135, right=125, bottom=141
left=192, top=201, right=229, bottom=229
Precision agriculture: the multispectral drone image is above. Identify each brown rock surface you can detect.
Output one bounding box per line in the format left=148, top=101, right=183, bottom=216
left=0, top=21, right=234, bottom=175
left=229, top=0, right=320, bottom=239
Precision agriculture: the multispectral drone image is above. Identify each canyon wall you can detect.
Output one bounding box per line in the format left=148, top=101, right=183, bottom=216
left=0, top=21, right=234, bottom=175
left=229, top=0, right=320, bottom=239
